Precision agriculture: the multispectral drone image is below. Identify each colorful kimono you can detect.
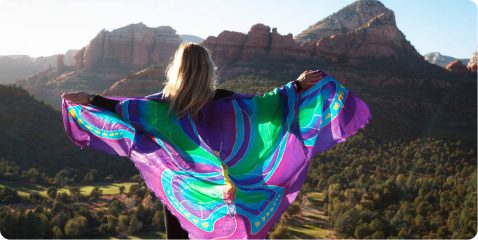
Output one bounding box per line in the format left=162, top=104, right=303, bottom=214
left=62, top=74, right=371, bottom=239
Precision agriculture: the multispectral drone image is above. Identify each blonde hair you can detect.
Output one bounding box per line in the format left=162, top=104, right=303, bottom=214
left=162, top=42, right=217, bottom=119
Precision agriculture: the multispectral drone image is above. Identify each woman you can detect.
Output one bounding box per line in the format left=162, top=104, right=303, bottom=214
left=61, top=43, right=371, bottom=239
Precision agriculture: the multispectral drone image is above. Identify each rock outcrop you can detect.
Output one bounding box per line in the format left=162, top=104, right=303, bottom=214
left=204, top=0, right=424, bottom=71
left=16, top=1, right=470, bottom=110
left=467, top=49, right=477, bottom=75
left=295, top=0, right=393, bottom=42
left=310, top=4, right=424, bottom=64
left=17, top=23, right=183, bottom=108
left=102, top=65, right=166, bottom=97
left=74, top=23, right=182, bottom=71
left=446, top=60, right=469, bottom=74
left=312, top=10, right=412, bottom=61
left=203, top=24, right=314, bottom=67
left=424, top=52, right=468, bottom=68
left=63, top=49, right=78, bottom=66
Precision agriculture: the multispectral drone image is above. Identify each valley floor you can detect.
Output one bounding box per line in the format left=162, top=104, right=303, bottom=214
left=1, top=180, right=337, bottom=239
left=287, top=192, right=337, bottom=239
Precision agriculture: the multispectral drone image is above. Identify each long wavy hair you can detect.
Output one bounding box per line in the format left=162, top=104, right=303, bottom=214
left=162, top=42, right=217, bottom=120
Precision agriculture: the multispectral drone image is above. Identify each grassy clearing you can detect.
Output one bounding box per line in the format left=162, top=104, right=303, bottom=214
left=287, top=191, right=337, bottom=239
left=1, top=181, right=335, bottom=239
left=0, top=180, right=138, bottom=198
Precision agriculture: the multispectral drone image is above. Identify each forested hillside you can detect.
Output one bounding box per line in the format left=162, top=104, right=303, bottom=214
left=0, top=84, right=137, bottom=184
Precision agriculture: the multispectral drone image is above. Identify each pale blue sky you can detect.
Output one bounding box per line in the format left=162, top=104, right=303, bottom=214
left=0, top=0, right=476, bottom=58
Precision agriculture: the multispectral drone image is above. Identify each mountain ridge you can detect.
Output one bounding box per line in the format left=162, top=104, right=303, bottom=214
left=9, top=0, right=477, bottom=147
left=295, top=0, right=392, bottom=42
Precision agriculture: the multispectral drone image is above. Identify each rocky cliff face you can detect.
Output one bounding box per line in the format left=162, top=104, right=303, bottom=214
left=295, top=0, right=393, bottom=42
left=102, top=65, right=166, bottom=97
left=74, top=23, right=181, bottom=70
left=424, top=52, right=468, bottom=68
left=467, top=49, right=477, bottom=74
left=64, top=49, right=78, bottom=66
left=446, top=60, right=469, bottom=74
left=16, top=1, right=471, bottom=111
left=203, top=24, right=315, bottom=65
left=202, top=23, right=319, bottom=80
left=16, top=23, right=183, bottom=108
left=311, top=10, right=423, bottom=63
left=203, top=0, right=425, bottom=78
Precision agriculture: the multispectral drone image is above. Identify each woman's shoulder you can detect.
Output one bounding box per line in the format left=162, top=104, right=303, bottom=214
left=213, top=89, right=235, bottom=100
left=144, top=89, right=236, bottom=101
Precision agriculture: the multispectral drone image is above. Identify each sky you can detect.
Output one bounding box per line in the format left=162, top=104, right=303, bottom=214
left=0, top=0, right=476, bottom=59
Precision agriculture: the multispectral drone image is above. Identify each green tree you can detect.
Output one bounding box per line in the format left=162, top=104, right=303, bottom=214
left=335, top=208, right=359, bottom=237
left=29, top=191, right=42, bottom=203
left=69, top=186, right=82, bottom=201
left=22, top=167, right=41, bottom=183
left=64, top=215, right=89, bottom=238
left=116, top=214, right=129, bottom=235
left=47, top=187, right=58, bottom=199
left=372, top=231, right=385, bottom=239
left=109, top=200, right=125, bottom=215
left=152, top=210, right=165, bottom=231
left=286, top=201, right=302, bottom=218
left=130, top=174, right=143, bottom=183
left=118, top=185, right=126, bottom=195
left=354, top=223, right=371, bottom=238
left=55, top=191, right=69, bottom=203
left=269, top=217, right=291, bottom=239
left=89, top=186, right=103, bottom=201
left=0, top=187, right=20, bottom=203
left=84, top=169, right=97, bottom=183
left=52, top=226, right=63, bottom=239
left=128, top=215, right=143, bottom=234
left=55, top=169, right=71, bottom=185
left=99, top=215, right=118, bottom=234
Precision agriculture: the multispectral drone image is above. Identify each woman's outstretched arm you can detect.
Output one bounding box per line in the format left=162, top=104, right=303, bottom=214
left=61, top=92, right=119, bottom=113
left=90, top=95, right=118, bottom=112
left=295, top=70, right=327, bottom=92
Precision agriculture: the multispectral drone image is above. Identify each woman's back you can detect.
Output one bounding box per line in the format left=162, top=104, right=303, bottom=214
left=62, top=72, right=370, bottom=238
left=61, top=43, right=371, bottom=238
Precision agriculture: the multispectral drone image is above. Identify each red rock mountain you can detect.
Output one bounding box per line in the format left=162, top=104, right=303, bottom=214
left=15, top=1, right=462, bottom=109
left=74, top=23, right=181, bottom=70
left=446, top=60, right=469, bottom=74
left=203, top=24, right=314, bottom=65
left=423, top=52, right=468, bottom=68
left=16, top=23, right=182, bottom=107
left=310, top=9, right=423, bottom=64
left=295, top=0, right=392, bottom=42
left=102, top=65, right=165, bottom=97
left=467, top=49, right=477, bottom=75
left=202, top=0, right=424, bottom=80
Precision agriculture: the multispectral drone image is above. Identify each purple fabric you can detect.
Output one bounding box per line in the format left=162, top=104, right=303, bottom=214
left=62, top=74, right=371, bottom=239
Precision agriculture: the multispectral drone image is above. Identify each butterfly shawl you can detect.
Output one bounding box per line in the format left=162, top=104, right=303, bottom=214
left=62, top=74, right=371, bottom=239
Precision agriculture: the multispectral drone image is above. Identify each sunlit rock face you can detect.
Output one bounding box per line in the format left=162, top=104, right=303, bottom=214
left=74, top=23, right=181, bottom=70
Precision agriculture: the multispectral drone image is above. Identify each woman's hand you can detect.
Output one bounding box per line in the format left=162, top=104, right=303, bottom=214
left=61, top=92, right=92, bottom=105
left=296, top=70, right=327, bottom=90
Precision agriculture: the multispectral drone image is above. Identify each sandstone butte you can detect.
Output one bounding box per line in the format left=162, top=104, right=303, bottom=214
left=202, top=24, right=314, bottom=65
left=102, top=65, right=165, bottom=97
left=467, top=49, right=477, bottom=75
left=17, top=0, right=469, bottom=107
left=203, top=0, right=423, bottom=68
left=73, top=22, right=182, bottom=71
left=446, top=60, right=469, bottom=74
left=296, top=0, right=393, bottom=42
